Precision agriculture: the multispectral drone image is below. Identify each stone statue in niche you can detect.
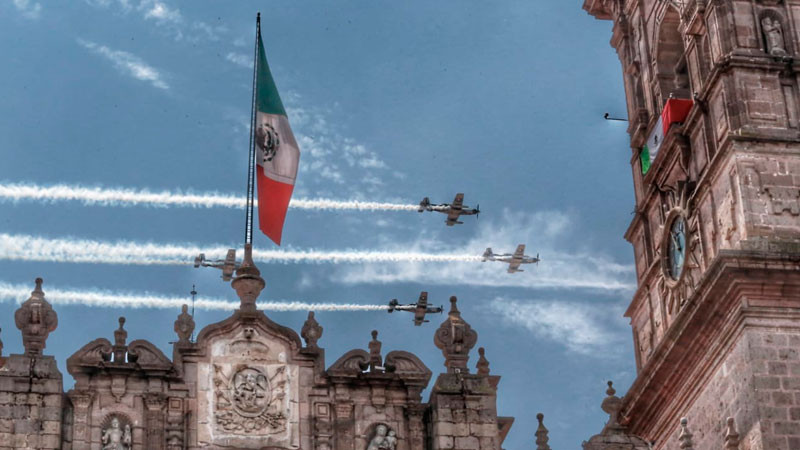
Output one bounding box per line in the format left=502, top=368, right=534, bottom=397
left=762, top=15, right=788, bottom=56
left=101, top=417, right=132, bottom=450
left=367, top=424, right=397, bottom=450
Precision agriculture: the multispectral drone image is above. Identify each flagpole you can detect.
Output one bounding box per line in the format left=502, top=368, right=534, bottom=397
left=244, top=13, right=260, bottom=246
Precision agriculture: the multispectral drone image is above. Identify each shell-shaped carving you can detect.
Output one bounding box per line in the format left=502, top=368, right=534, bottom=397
left=384, top=351, right=432, bottom=379
left=127, top=340, right=173, bottom=371
left=66, top=338, right=112, bottom=370
left=327, top=349, right=369, bottom=375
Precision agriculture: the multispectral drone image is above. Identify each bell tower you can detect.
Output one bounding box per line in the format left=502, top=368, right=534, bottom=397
left=585, top=0, right=800, bottom=448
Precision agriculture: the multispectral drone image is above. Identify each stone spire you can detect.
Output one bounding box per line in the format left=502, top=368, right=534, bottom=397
left=231, top=243, right=265, bottom=313
left=678, top=418, right=694, bottom=449
left=433, top=296, right=477, bottom=373
left=301, top=311, right=323, bottom=350
left=535, top=413, right=551, bottom=450
left=14, top=278, right=58, bottom=356
left=476, top=347, right=490, bottom=375
left=724, top=417, right=740, bottom=449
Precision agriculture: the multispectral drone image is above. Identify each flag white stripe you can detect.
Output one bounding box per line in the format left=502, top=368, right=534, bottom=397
left=0, top=233, right=483, bottom=265
left=0, top=282, right=386, bottom=311
left=0, top=183, right=418, bottom=211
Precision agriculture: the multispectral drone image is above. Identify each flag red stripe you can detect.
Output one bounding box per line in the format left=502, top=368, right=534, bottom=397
left=257, top=171, right=294, bottom=245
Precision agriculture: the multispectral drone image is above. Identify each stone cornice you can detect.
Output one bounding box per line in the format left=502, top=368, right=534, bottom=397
left=621, top=250, right=800, bottom=441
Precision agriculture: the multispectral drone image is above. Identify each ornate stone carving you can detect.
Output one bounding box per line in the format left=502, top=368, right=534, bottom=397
left=365, top=330, right=382, bottom=371
left=724, top=417, right=740, bottom=449
left=213, top=364, right=288, bottom=434
left=678, top=417, right=694, bottom=449
left=174, top=304, right=195, bottom=344
left=14, top=278, right=58, bottom=356
left=113, top=317, right=128, bottom=362
left=101, top=416, right=132, bottom=450
left=366, top=423, right=397, bottom=450
left=434, top=296, right=477, bottom=373
left=761, top=13, right=787, bottom=56
left=301, top=311, right=323, bottom=349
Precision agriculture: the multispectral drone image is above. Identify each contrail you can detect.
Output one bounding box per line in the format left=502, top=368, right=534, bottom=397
left=0, top=182, right=419, bottom=211
left=0, top=233, right=483, bottom=266
left=0, top=282, right=388, bottom=312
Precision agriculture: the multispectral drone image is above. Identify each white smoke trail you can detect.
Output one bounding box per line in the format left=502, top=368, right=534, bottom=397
left=0, top=233, right=483, bottom=266
left=0, top=182, right=419, bottom=211
left=0, top=282, right=388, bottom=312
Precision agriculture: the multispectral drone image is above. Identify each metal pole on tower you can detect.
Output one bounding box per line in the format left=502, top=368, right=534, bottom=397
left=190, top=284, right=197, bottom=342
left=244, top=13, right=261, bottom=246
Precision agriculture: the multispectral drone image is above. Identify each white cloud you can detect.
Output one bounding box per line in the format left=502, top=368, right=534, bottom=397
left=77, top=39, right=169, bottom=90
left=226, top=52, right=251, bottom=68
left=335, top=209, right=635, bottom=291
left=141, top=0, right=181, bottom=23
left=489, top=297, right=624, bottom=355
left=12, top=0, right=42, bottom=19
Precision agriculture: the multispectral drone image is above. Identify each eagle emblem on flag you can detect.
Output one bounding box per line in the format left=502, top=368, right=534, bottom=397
left=256, top=123, right=280, bottom=162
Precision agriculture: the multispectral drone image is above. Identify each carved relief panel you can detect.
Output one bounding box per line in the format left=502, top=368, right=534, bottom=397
left=739, top=156, right=800, bottom=238
left=197, top=326, right=300, bottom=449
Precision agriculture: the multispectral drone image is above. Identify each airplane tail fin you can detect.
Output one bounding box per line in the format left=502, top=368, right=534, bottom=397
left=194, top=253, right=205, bottom=268
left=418, top=197, right=430, bottom=212
left=388, top=299, right=398, bottom=313
left=482, top=248, right=492, bottom=261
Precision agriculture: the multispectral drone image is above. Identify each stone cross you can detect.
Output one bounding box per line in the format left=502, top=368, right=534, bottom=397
left=433, top=296, right=477, bottom=373
left=14, top=278, right=58, bottom=356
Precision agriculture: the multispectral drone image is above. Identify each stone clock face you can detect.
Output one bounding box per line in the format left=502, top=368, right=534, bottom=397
left=667, top=216, right=686, bottom=280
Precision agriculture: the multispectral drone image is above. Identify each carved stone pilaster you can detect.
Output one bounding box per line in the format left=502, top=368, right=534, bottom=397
left=165, top=397, right=185, bottom=450
left=144, top=393, right=166, bottom=450
left=67, top=390, right=94, bottom=445
left=406, top=404, right=426, bottom=450
left=14, top=278, right=58, bottom=356
left=313, top=403, right=333, bottom=450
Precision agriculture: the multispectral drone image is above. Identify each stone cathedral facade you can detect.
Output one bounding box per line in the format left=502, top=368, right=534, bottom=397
left=0, top=250, right=513, bottom=449
left=580, top=0, right=800, bottom=449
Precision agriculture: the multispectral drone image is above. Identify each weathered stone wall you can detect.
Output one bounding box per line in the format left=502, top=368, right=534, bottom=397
left=0, top=355, right=63, bottom=450
left=428, top=374, right=501, bottom=450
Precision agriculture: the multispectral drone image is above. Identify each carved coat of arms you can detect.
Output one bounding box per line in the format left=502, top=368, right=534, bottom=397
left=213, top=364, right=288, bottom=434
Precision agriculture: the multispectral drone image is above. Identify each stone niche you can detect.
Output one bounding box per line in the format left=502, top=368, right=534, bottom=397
left=195, top=322, right=300, bottom=449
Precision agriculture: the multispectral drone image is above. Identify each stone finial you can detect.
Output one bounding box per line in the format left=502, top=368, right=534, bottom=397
left=14, top=278, right=58, bottom=356
left=535, top=413, right=551, bottom=450
left=476, top=347, right=490, bottom=375
left=231, top=243, right=265, bottom=313
left=433, top=296, right=477, bottom=373
left=368, top=330, right=382, bottom=370
left=678, top=417, right=694, bottom=449
left=724, top=417, right=740, bottom=449
left=113, top=317, right=128, bottom=362
left=301, top=311, right=323, bottom=349
left=174, top=304, right=195, bottom=344
left=601, top=381, right=623, bottom=430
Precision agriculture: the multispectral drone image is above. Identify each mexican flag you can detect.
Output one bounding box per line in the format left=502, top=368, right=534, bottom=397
left=253, top=26, right=300, bottom=245
left=640, top=115, right=663, bottom=175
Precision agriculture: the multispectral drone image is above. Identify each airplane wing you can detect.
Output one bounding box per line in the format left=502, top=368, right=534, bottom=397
left=514, top=244, right=525, bottom=258
left=452, top=193, right=464, bottom=210
left=507, top=261, right=522, bottom=273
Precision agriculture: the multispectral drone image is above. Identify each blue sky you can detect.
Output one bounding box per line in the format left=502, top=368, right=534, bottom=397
left=0, top=1, right=635, bottom=448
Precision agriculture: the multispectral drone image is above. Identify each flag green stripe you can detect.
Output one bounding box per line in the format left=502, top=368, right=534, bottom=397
left=641, top=145, right=651, bottom=175
left=256, top=31, right=287, bottom=117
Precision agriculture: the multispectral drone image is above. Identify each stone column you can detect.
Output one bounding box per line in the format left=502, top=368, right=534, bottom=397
left=66, top=391, right=93, bottom=450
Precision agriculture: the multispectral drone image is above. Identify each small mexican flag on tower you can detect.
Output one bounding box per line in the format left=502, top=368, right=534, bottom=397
left=252, top=15, right=300, bottom=245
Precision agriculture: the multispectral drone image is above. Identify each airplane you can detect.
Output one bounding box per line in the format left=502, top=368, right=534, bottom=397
left=482, top=244, right=540, bottom=273
left=388, top=291, right=444, bottom=326
left=418, top=193, right=480, bottom=226
left=194, top=248, right=240, bottom=282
